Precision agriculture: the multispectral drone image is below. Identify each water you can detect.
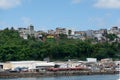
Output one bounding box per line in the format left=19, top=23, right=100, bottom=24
left=0, top=74, right=119, bottom=80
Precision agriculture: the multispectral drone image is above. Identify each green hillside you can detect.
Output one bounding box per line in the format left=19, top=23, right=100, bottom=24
left=0, top=28, right=120, bottom=62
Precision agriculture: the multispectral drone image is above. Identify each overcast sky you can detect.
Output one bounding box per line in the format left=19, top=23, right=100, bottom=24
left=0, top=0, right=120, bottom=31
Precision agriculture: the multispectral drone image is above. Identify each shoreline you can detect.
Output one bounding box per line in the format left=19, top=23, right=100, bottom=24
left=0, top=71, right=118, bottom=78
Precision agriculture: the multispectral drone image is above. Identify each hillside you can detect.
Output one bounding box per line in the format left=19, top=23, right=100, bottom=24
left=0, top=28, right=120, bottom=62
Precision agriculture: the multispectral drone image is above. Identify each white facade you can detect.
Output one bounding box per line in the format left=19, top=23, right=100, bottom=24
left=94, top=33, right=103, bottom=41
left=9, top=61, right=55, bottom=70
left=18, top=25, right=35, bottom=39
left=117, top=34, right=120, bottom=38
left=114, top=61, right=120, bottom=65
left=87, top=58, right=97, bottom=62
left=66, top=29, right=74, bottom=35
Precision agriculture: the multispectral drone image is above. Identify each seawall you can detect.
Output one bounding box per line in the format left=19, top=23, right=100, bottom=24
left=0, top=71, right=118, bottom=78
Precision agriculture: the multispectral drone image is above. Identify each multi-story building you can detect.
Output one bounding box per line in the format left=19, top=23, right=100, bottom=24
left=93, top=29, right=107, bottom=42
left=85, top=30, right=94, bottom=39
left=108, top=26, right=120, bottom=34
left=107, top=26, right=120, bottom=42
left=18, top=25, right=35, bottom=39
left=66, top=29, right=74, bottom=35
left=48, top=30, right=55, bottom=35
left=74, top=31, right=86, bottom=36
left=72, top=31, right=86, bottom=40
left=18, top=28, right=29, bottom=39
left=28, top=25, right=34, bottom=36
left=17, top=25, right=120, bottom=42
left=55, top=27, right=67, bottom=34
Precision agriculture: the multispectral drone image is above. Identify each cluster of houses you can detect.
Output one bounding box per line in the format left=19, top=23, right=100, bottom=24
left=18, top=25, right=120, bottom=42
left=0, top=58, right=119, bottom=73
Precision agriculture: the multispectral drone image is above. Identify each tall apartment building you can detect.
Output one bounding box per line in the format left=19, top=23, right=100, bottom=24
left=28, top=24, right=34, bottom=36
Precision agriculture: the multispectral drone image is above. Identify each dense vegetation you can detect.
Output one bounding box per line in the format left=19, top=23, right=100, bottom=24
left=0, top=28, right=120, bottom=62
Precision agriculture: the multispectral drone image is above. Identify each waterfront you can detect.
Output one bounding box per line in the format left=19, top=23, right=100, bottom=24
left=0, top=74, right=118, bottom=80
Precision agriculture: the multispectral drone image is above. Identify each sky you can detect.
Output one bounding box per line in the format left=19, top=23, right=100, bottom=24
left=1, top=0, right=120, bottom=31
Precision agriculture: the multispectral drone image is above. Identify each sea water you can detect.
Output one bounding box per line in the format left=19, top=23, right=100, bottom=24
left=0, top=74, right=119, bottom=80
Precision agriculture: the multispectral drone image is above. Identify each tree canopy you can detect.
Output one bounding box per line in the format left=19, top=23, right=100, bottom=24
left=0, top=28, right=120, bottom=62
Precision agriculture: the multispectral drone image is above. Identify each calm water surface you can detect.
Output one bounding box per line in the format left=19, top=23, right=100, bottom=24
left=0, top=74, right=119, bottom=80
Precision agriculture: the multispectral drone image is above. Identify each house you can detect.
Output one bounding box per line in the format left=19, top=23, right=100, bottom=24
left=67, top=31, right=86, bottom=40
left=66, top=29, right=74, bottom=35
left=48, top=29, right=55, bottom=35
left=73, top=31, right=86, bottom=40
left=55, top=27, right=67, bottom=34
left=107, top=26, right=120, bottom=36
left=85, top=30, right=94, bottom=39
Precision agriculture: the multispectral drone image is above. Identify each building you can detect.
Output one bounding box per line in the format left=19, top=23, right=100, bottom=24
left=55, top=27, right=67, bottom=34
left=107, top=26, right=120, bottom=42
left=48, top=30, right=55, bottom=35
left=18, top=28, right=29, bottom=39
left=74, top=31, right=85, bottom=36
left=108, top=26, right=120, bottom=34
left=28, top=24, right=34, bottom=36
left=85, top=30, right=94, bottom=39
left=67, top=31, right=86, bottom=40
left=2, top=61, right=55, bottom=72
left=66, top=29, right=74, bottom=35
left=87, top=58, right=97, bottom=63
left=34, top=30, right=47, bottom=40
left=18, top=25, right=35, bottom=39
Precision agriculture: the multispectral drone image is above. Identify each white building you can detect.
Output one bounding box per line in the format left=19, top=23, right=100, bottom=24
left=87, top=58, right=97, bottom=63
left=18, top=25, right=35, bottom=39
left=3, top=61, right=55, bottom=72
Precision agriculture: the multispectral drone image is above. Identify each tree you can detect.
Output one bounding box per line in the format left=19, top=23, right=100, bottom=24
left=106, top=33, right=118, bottom=41
left=0, top=27, right=119, bottom=61
left=59, top=34, right=67, bottom=39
